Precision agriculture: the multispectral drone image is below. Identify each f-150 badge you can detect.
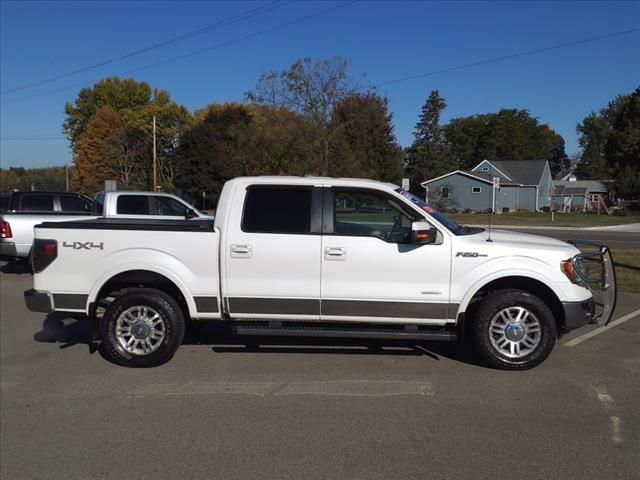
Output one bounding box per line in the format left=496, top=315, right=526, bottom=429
left=456, top=252, right=488, bottom=258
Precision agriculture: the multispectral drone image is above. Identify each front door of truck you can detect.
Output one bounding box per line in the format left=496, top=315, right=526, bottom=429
left=223, top=185, right=322, bottom=320
left=320, top=188, right=453, bottom=324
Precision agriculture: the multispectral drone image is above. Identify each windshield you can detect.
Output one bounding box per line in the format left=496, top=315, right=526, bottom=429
left=394, top=188, right=467, bottom=234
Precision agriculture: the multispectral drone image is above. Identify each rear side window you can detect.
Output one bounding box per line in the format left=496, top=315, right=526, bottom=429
left=60, top=195, right=91, bottom=212
left=20, top=194, right=54, bottom=211
left=92, top=193, right=105, bottom=215
left=242, top=187, right=312, bottom=234
left=152, top=196, right=189, bottom=216
left=117, top=195, right=149, bottom=215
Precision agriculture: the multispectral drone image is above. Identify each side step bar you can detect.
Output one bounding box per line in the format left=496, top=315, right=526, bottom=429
left=233, top=322, right=457, bottom=342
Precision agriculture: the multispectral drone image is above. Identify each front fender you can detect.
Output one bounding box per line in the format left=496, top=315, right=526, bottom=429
left=453, top=255, right=590, bottom=315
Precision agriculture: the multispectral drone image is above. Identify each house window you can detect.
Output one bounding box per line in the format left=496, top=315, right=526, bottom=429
left=481, top=167, right=489, bottom=172
left=472, top=186, right=482, bottom=194
left=589, top=194, right=600, bottom=203
left=441, top=187, right=450, bottom=198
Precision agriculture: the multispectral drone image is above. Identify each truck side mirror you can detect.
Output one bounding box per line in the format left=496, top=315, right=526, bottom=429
left=410, top=220, right=437, bottom=245
left=185, top=208, right=198, bottom=219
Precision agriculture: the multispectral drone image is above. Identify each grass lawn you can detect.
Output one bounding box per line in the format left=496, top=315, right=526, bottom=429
left=448, top=211, right=640, bottom=227
left=611, top=249, right=640, bottom=293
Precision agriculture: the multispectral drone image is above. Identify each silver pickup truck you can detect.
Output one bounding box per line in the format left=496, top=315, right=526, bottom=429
left=0, top=190, right=209, bottom=261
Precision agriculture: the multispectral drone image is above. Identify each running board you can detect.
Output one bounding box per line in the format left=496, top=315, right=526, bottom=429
left=233, top=322, right=457, bottom=342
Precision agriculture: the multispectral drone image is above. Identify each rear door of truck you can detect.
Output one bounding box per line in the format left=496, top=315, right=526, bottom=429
left=222, top=184, right=322, bottom=320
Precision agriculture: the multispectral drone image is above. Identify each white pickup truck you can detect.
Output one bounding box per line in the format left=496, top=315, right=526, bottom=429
left=24, top=176, right=616, bottom=370
left=1, top=190, right=208, bottom=261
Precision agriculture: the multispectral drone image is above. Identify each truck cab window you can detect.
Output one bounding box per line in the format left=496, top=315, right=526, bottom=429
left=242, top=187, right=312, bottom=234
left=60, top=195, right=91, bottom=212
left=152, top=196, right=189, bottom=216
left=334, top=190, right=416, bottom=243
left=20, top=194, right=54, bottom=211
left=117, top=195, right=149, bottom=215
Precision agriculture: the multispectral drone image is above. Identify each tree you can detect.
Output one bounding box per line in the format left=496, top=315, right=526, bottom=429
left=575, top=87, right=639, bottom=198
left=606, top=88, right=640, bottom=198
left=404, top=90, right=455, bottom=195
left=443, top=109, right=568, bottom=176
left=245, top=57, right=360, bottom=175
left=63, top=77, right=191, bottom=192
left=176, top=103, right=316, bottom=203
left=329, top=92, right=403, bottom=181
left=72, top=105, right=123, bottom=195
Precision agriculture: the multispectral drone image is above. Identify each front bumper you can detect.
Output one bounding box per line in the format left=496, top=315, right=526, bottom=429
left=24, top=289, right=53, bottom=313
left=562, top=299, right=594, bottom=331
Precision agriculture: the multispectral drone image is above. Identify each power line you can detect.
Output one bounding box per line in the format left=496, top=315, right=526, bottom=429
left=1, top=136, right=67, bottom=141
left=0, top=1, right=289, bottom=96
left=1, top=1, right=358, bottom=105
left=376, top=28, right=640, bottom=87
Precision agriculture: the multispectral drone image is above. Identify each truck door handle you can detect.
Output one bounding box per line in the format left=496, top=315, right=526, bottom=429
left=231, top=244, right=252, bottom=258
left=324, top=247, right=346, bottom=261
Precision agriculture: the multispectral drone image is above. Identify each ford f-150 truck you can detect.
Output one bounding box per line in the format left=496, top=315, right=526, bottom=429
left=24, top=177, right=616, bottom=370
left=1, top=190, right=208, bottom=261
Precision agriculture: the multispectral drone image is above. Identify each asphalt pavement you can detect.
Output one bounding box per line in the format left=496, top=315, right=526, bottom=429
left=1, top=263, right=639, bottom=480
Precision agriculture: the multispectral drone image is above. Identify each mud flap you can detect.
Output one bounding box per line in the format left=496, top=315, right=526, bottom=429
left=568, top=240, right=617, bottom=326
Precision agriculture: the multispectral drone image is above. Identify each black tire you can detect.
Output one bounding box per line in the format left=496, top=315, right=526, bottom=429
left=473, top=289, right=557, bottom=370
left=100, top=288, right=185, bottom=368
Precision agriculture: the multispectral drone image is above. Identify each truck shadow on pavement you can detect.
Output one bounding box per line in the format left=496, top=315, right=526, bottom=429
left=0, top=261, right=32, bottom=275
left=33, top=316, right=483, bottom=367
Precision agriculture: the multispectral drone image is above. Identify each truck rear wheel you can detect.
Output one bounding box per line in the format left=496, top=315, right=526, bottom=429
left=473, top=289, right=557, bottom=370
left=100, top=289, right=185, bottom=368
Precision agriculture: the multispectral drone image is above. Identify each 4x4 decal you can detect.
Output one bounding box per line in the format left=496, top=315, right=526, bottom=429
left=63, top=241, right=104, bottom=250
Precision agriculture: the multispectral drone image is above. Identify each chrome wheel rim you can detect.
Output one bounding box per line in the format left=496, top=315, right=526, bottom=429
left=115, top=306, right=166, bottom=355
left=489, top=306, right=541, bottom=359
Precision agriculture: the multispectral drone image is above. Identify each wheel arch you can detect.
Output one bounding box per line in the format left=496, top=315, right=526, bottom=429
left=459, top=275, right=565, bottom=332
left=89, top=268, right=194, bottom=320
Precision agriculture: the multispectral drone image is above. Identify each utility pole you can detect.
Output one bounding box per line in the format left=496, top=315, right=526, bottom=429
left=152, top=115, right=157, bottom=191
left=65, top=165, right=69, bottom=191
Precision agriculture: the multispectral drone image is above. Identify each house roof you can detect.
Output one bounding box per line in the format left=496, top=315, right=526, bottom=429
left=487, top=160, right=548, bottom=185
left=563, top=187, right=587, bottom=195
left=421, top=170, right=493, bottom=186
left=553, top=180, right=608, bottom=193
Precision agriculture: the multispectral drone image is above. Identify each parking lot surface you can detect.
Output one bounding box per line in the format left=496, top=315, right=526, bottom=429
left=1, top=263, right=639, bottom=480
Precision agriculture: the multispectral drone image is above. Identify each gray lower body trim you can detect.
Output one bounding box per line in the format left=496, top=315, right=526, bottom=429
left=194, top=296, right=219, bottom=313
left=322, top=300, right=457, bottom=319
left=562, top=299, right=594, bottom=330
left=53, top=294, right=88, bottom=310
left=227, top=297, right=456, bottom=319
left=229, top=298, right=320, bottom=316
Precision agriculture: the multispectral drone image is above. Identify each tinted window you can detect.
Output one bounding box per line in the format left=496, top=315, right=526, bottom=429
left=335, top=190, right=416, bottom=243
left=117, top=195, right=149, bottom=215
left=152, top=196, right=189, bottom=216
left=60, top=195, right=91, bottom=212
left=20, top=194, right=54, bottom=211
left=242, top=187, right=311, bottom=234
left=92, top=193, right=105, bottom=215
left=0, top=195, right=9, bottom=213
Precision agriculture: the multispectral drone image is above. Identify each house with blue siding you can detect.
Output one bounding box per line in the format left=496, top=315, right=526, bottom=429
left=420, top=160, right=553, bottom=212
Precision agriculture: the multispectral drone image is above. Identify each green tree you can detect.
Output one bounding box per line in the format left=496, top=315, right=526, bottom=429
left=63, top=77, right=191, bottom=191
left=405, top=90, right=455, bottom=195
left=245, top=57, right=359, bottom=176
left=444, top=109, right=568, bottom=175
left=329, top=92, right=403, bottom=181
left=574, top=112, right=610, bottom=179
left=576, top=87, right=639, bottom=198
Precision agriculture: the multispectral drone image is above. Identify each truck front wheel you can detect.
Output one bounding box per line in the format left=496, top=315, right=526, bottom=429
left=100, top=289, right=185, bottom=368
left=473, top=289, right=557, bottom=370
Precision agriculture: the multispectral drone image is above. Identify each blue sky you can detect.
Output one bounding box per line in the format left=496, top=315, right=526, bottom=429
left=1, top=0, right=639, bottom=169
